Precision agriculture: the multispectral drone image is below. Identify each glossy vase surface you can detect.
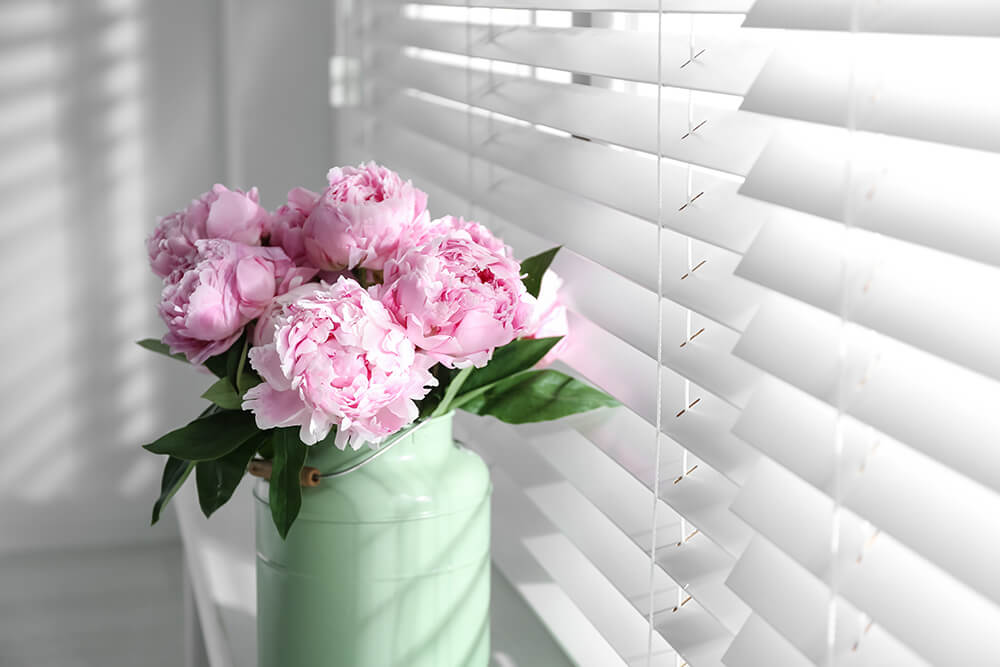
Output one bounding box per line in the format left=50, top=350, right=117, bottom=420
left=255, top=413, right=491, bottom=667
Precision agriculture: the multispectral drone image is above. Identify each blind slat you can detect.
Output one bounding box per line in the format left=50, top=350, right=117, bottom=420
left=536, top=244, right=763, bottom=410
left=370, top=111, right=765, bottom=331
left=374, top=55, right=768, bottom=176
left=838, top=525, right=1000, bottom=667
left=572, top=407, right=754, bottom=564
left=486, top=468, right=642, bottom=667
left=378, top=0, right=752, bottom=11
left=475, top=421, right=679, bottom=622
left=652, top=607, right=730, bottom=667
left=531, top=422, right=748, bottom=633
left=655, top=538, right=747, bottom=635
left=662, top=397, right=757, bottom=487
left=659, top=467, right=750, bottom=559
left=732, top=377, right=868, bottom=498
left=372, top=98, right=757, bottom=269
left=745, top=0, right=1000, bottom=36
left=349, top=3, right=1000, bottom=664
left=373, top=88, right=746, bottom=221
left=472, top=422, right=750, bottom=667
left=380, top=17, right=769, bottom=94
left=561, top=308, right=756, bottom=474
left=732, top=461, right=1000, bottom=666
left=733, top=297, right=1000, bottom=494
left=741, top=38, right=1000, bottom=151
left=726, top=537, right=929, bottom=666
left=733, top=447, right=1000, bottom=608
left=738, top=132, right=1000, bottom=268
left=722, top=614, right=812, bottom=667
left=734, top=376, right=1000, bottom=594
left=736, top=214, right=1000, bottom=380
left=489, top=422, right=750, bottom=667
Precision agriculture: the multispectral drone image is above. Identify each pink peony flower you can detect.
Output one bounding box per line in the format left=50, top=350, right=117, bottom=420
left=523, top=269, right=570, bottom=367
left=301, top=163, right=430, bottom=271
left=251, top=282, right=321, bottom=348
left=378, top=216, right=536, bottom=368
left=267, top=187, right=321, bottom=266
left=449, top=217, right=512, bottom=257
left=242, top=277, right=438, bottom=448
left=146, top=185, right=269, bottom=280
left=159, top=240, right=316, bottom=365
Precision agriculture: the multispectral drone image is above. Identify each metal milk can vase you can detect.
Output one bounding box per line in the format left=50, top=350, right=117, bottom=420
left=254, top=413, right=491, bottom=667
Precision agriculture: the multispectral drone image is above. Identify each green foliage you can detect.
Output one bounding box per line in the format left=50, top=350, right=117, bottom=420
left=143, top=410, right=260, bottom=461
left=137, top=338, right=229, bottom=379
left=200, top=334, right=261, bottom=410
left=430, top=367, right=473, bottom=418
left=136, top=339, right=187, bottom=363
left=194, top=434, right=264, bottom=518
left=225, top=333, right=248, bottom=391
left=269, top=428, right=308, bottom=539
left=459, top=369, right=619, bottom=423
left=462, top=337, right=562, bottom=394
left=151, top=456, right=194, bottom=525
left=519, top=246, right=560, bottom=298
left=201, top=377, right=242, bottom=410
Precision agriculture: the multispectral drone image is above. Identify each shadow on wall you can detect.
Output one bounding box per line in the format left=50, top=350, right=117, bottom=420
left=0, top=0, right=225, bottom=554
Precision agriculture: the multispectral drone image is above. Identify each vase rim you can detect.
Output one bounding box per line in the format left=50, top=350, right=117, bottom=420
left=305, top=412, right=456, bottom=474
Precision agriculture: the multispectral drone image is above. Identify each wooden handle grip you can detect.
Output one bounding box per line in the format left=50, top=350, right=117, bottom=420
left=248, top=460, right=322, bottom=487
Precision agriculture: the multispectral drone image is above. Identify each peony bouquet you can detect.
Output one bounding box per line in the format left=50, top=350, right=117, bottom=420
left=140, top=164, right=616, bottom=537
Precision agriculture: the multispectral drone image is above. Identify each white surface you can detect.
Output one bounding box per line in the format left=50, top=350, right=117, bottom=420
left=736, top=212, right=1000, bottom=380
left=344, top=2, right=1000, bottom=664
left=736, top=376, right=1000, bottom=608
left=745, top=0, right=1000, bottom=36
left=374, top=0, right=752, bottom=10
left=374, top=55, right=770, bottom=176
left=0, top=0, right=223, bottom=554
left=221, top=0, right=333, bottom=201
left=741, top=34, right=1000, bottom=151
left=380, top=17, right=770, bottom=95
left=738, top=131, right=1000, bottom=268
left=730, top=457, right=1000, bottom=663
left=725, top=537, right=927, bottom=666
left=733, top=297, right=1000, bottom=493
left=0, top=543, right=185, bottom=667
left=175, top=478, right=576, bottom=667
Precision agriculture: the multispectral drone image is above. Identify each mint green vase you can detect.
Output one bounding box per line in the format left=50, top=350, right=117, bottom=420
left=254, top=413, right=491, bottom=667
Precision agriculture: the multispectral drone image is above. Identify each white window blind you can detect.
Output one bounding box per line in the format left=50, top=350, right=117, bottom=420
left=330, top=1, right=1000, bottom=665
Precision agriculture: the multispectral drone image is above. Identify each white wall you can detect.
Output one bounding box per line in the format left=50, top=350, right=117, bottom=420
left=0, top=0, right=334, bottom=555
left=0, top=0, right=225, bottom=554
left=223, top=0, right=334, bottom=202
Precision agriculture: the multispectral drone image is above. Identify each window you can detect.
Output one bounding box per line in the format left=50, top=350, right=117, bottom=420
left=331, top=1, right=1000, bottom=664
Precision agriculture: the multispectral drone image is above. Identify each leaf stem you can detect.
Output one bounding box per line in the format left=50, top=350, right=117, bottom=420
left=447, top=368, right=534, bottom=413
left=234, top=335, right=250, bottom=395
left=431, top=366, right=474, bottom=418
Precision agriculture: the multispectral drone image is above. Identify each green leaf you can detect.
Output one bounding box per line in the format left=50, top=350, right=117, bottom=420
left=256, top=434, right=275, bottom=460
left=151, top=456, right=194, bottom=525
left=137, top=339, right=187, bottom=364
left=202, top=352, right=228, bottom=379
left=143, top=410, right=260, bottom=461
left=460, top=369, right=619, bottom=423
left=519, top=246, right=560, bottom=298
left=443, top=338, right=563, bottom=414
left=430, top=366, right=473, bottom=418
left=237, top=368, right=262, bottom=398
left=269, top=428, right=308, bottom=539
left=201, top=377, right=242, bottom=410
left=194, top=434, right=262, bottom=518
left=226, top=332, right=248, bottom=390
left=138, top=337, right=235, bottom=378
left=462, top=337, right=562, bottom=395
